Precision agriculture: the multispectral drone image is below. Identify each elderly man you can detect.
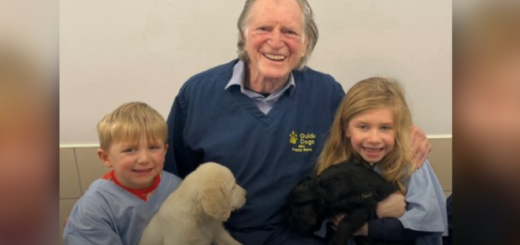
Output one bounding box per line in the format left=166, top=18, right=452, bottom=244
left=164, top=0, right=430, bottom=244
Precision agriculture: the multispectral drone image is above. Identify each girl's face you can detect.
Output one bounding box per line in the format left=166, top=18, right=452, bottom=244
left=346, top=108, right=396, bottom=164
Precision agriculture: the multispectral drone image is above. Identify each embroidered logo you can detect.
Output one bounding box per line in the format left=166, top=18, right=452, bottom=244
left=290, top=131, right=316, bottom=153
left=289, top=131, right=298, bottom=144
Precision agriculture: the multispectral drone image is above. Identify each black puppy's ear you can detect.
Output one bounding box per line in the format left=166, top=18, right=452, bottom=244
left=292, top=176, right=316, bottom=192
left=297, top=176, right=312, bottom=185
left=319, top=178, right=350, bottom=201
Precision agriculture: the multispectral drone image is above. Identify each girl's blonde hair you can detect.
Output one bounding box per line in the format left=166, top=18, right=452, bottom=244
left=97, top=102, right=168, bottom=151
left=315, top=77, right=414, bottom=193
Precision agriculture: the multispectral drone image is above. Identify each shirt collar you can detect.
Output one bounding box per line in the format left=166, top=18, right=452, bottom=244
left=225, top=60, right=296, bottom=95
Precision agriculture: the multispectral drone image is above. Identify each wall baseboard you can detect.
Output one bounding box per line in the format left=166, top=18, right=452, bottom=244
left=59, top=135, right=452, bottom=149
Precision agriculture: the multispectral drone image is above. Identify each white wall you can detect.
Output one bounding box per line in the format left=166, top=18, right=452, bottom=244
left=60, top=0, right=452, bottom=145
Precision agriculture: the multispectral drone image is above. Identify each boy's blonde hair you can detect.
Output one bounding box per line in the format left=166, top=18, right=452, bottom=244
left=97, top=102, right=167, bottom=151
left=316, top=77, right=414, bottom=193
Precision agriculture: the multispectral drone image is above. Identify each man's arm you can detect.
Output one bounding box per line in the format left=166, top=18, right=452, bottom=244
left=164, top=93, right=202, bottom=178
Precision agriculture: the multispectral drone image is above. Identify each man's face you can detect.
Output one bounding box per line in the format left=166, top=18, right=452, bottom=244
left=244, top=0, right=308, bottom=81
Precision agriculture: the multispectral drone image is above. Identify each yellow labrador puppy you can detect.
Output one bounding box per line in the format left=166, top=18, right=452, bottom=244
left=138, top=162, right=246, bottom=245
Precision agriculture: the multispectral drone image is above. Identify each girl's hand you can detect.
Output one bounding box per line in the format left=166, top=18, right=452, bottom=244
left=331, top=213, right=346, bottom=230
left=377, top=192, right=406, bottom=218
left=353, top=223, right=368, bottom=236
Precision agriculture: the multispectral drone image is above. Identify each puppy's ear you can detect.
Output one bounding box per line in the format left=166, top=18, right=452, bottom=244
left=319, top=179, right=349, bottom=200
left=296, top=176, right=315, bottom=190
left=199, top=185, right=231, bottom=221
left=299, top=176, right=312, bottom=184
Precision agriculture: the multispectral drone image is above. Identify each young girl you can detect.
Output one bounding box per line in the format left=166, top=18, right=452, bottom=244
left=316, top=77, right=447, bottom=245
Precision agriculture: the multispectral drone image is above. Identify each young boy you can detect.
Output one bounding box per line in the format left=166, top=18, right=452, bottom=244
left=63, top=102, right=182, bottom=245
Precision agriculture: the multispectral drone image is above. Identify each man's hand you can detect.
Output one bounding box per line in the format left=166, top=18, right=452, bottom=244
left=376, top=192, right=406, bottom=218
left=410, top=125, right=432, bottom=169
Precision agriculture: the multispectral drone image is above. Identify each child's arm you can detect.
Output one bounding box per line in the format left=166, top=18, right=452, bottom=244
left=375, top=192, right=406, bottom=218
left=364, top=218, right=433, bottom=241
left=329, top=192, right=406, bottom=232
left=333, top=160, right=447, bottom=242
left=62, top=195, right=124, bottom=245
left=63, top=184, right=124, bottom=245
left=63, top=226, right=123, bottom=245
left=398, top=159, right=447, bottom=232
left=368, top=159, right=448, bottom=242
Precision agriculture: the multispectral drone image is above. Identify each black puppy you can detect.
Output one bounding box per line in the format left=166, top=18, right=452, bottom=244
left=285, top=160, right=401, bottom=245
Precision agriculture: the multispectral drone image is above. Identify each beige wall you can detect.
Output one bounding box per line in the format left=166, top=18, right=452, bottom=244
left=428, top=138, right=453, bottom=197
left=59, top=147, right=106, bottom=245
left=60, top=0, right=452, bottom=145
left=59, top=138, right=452, bottom=244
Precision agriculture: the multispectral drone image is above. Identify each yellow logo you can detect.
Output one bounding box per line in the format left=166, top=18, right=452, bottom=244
left=290, top=131, right=316, bottom=153
left=289, top=131, right=298, bottom=144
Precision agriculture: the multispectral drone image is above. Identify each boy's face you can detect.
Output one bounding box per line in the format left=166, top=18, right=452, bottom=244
left=98, top=135, right=167, bottom=189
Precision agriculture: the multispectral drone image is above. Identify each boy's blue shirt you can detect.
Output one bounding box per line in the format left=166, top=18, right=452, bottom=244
left=62, top=171, right=182, bottom=245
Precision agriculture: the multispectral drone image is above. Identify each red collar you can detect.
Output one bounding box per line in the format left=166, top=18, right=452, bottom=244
left=102, top=170, right=161, bottom=201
